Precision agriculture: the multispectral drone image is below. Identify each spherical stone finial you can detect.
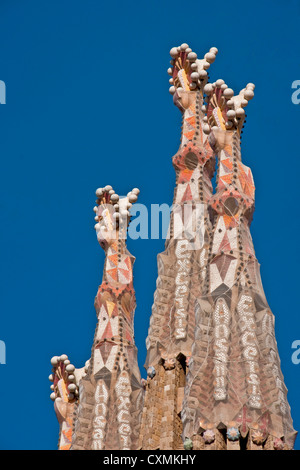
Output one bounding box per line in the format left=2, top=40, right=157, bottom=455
left=215, top=79, right=225, bottom=88
left=244, top=89, right=254, bottom=100
left=190, top=71, right=200, bottom=81
left=203, top=124, right=211, bottom=135
left=187, top=51, right=197, bottom=62
left=50, top=356, right=59, bottom=366
left=199, top=69, right=208, bottom=79
left=205, top=52, right=216, bottom=63
left=227, top=109, right=236, bottom=119
left=223, top=88, right=234, bottom=98
left=236, top=107, right=245, bottom=118
left=170, top=47, right=179, bottom=58
left=128, top=194, right=138, bottom=203
left=180, top=43, right=189, bottom=51
left=225, top=121, right=234, bottom=129
left=95, top=188, right=103, bottom=197
left=203, top=83, right=214, bottom=95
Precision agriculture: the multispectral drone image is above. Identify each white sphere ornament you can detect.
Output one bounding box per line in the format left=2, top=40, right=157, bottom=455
left=203, top=83, right=213, bottom=95
left=50, top=392, right=56, bottom=401
left=187, top=52, right=197, bottom=61
left=227, top=110, right=236, bottom=119
left=50, top=356, right=59, bottom=366
left=190, top=72, right=199, bottom=81
left=244, top=89, right=254, bottom=100
left=205, top=52, right=216, bottom=63
left=203, top=124, right=211, bottom=134
left=169, top=86, right=176, bottom=95
left=170, top=47, right=179, bottom=58
left=210, top=47, right=218, bottom=55
left=128, top=194, right=138, bottom=203
left=215, top=79, right=225, bottom=88
left=199, top=69, right=207, bottom=79
left=110, top=193, right=119, bottom=202
left=180, top=43, right=189, bottom=50
left=236, top=107, right=245, bottom=117
left=223, top=88, right=234, bottom=98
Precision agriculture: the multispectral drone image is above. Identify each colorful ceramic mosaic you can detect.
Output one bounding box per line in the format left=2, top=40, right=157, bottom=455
left=50, top=187, right=143, bottom=450
left=49, top=44, right=296, bottom=451
left=181, top=73, right=296, bottom=450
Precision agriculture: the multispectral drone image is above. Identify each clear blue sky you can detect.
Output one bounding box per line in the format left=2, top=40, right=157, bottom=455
left=0, top=0, right=299, bottom=450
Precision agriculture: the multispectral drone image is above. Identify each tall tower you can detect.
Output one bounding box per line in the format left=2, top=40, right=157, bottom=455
left=49, top=186, right=144, bottom=450
left=181, top=77, right=297, bottom=450
left=48, top=43, right=296, bottom=452
left=139, top=43, right=218, bottom=450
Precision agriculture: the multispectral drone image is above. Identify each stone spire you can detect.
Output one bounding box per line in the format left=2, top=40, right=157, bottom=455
left=182, top=77, right=297, bottom=450
left=139, top=43, right=218, bottom=450
left=49, top=186, right=143, bottom=450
